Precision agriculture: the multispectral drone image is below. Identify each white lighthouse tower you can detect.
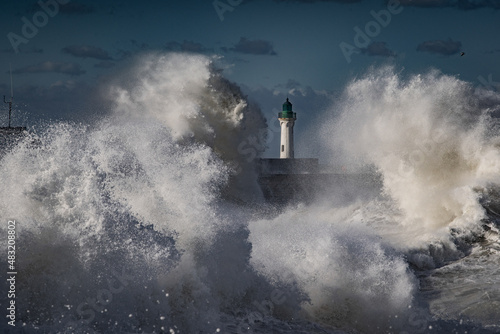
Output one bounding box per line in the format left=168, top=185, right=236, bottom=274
left=278, top=98, right=296, bottom=159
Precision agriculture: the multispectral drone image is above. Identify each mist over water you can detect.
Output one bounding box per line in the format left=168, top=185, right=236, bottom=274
left=1, top=56, right=500, bottom=333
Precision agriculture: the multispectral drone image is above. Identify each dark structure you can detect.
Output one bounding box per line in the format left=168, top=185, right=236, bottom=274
left=258, top=158, right=319, bottom=203
left=0, top=127, right=27, bottom=148
left=1, top=75, right=27, bottom=153
left=259, top=158, right=319, bottom=175
left=257, top=98, right=381, bottom=204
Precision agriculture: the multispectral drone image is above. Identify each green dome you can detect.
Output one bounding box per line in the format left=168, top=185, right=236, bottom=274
left=282, top=98, right=293, bottom=112
left=278, top=98, right=296, bottom=119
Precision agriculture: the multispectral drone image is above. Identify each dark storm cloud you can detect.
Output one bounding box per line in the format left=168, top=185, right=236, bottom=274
left=165, top=40, right=209, bottom=53
left=12, top=80, right=108, bottom=122
left=13, top=61, right=86, bottom=76
left=58, top=2, right=95, bottom=14
left=229, top=38, right=277, bottom=56
left=115, top=40, right=151, bottom=60
left=273, top=79, right=327, bottom=99
left=486, top=48, right=500, bottom=54
left=417, top=39, right=462, bottom=55
left=360, top=42, right=396, bottom=57
left=272, top=0, right=361, bottom=2
left=0, top=47, right=43, bottom=54
left=28, top=1, right=95, bottom=15
left=94, top=61, right=116, bottom=69
left=62, top=45, right=112, bottom=60
left=396, top=0, right=500, bottom=10
left=129, top=39, right=150, bottom=50
left=285, top=79, right=302, bottom=89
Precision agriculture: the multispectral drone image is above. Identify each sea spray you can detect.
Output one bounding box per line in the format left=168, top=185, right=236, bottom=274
left=1, top=56, right=499, bottom=333
left=318, top=67, right=500, bottom=250
left=305, top=67, right=500, bottom=329
left=105, top=52, right=268, bottom=202
left=246, top=67, right=500, bottom=331
left=0, top=53, right=268, bottom=333
left=248, top=203, right=417, bottom=332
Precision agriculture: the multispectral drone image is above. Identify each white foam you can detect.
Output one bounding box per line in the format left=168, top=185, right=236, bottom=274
left=318, top=67, right=500, bottom=249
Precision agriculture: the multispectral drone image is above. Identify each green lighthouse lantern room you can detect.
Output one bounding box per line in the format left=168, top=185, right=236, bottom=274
left=279, top=98, right=296, bottom=119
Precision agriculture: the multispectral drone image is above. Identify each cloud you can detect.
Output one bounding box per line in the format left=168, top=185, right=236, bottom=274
left=11, top=80, right=107, bottom=122
left=271, top=78, right=331, bottom=98
left=416, top=38, right=462, bottom=56
left=13, top=61, right=86, bottom=76
left=360, top=42, right=396, bottom=57
left=62, top=45, right=112, bottom=60
left=270, top=0, right=361, bottom=3
left=59, top=2, right=95, bottom=14
left=94, top=61, right=116, bottom=69
left=395, top=0, right=500, bottom=10
left=116, top=39, right=151, bottom=60
left=285, top=79, right=302, bottom=89
left=486, top=48, right=500, bottom=54
left=28, top=1, right=95, bottom=15
left=0, top=47, right=43, bottom=54
left=165, top=40, right=209, bottom=53
left=229, top=37, right=277, bottom=56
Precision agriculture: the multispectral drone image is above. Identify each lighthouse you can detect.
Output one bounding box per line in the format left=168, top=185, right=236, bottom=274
left=278, top=98, right=296, bottom=159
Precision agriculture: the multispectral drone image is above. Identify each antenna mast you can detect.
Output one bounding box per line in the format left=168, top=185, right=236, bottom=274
left=3, top=65, right=13, bottom=128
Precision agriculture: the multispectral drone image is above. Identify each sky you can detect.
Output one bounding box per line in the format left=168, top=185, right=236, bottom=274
left=0, top=0, right=499, bottom=157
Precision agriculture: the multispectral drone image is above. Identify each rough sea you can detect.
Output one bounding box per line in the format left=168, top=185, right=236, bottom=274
left=1, top=53, right=500, bottom=333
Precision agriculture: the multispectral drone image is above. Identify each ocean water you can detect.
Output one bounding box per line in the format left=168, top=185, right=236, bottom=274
left=1, top=53, right=500, bottom=334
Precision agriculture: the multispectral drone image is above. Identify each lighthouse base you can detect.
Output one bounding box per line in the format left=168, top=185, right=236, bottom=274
left=259, top=158, right=319, bottom=175
left=258, top=159, right=381, bottom=205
